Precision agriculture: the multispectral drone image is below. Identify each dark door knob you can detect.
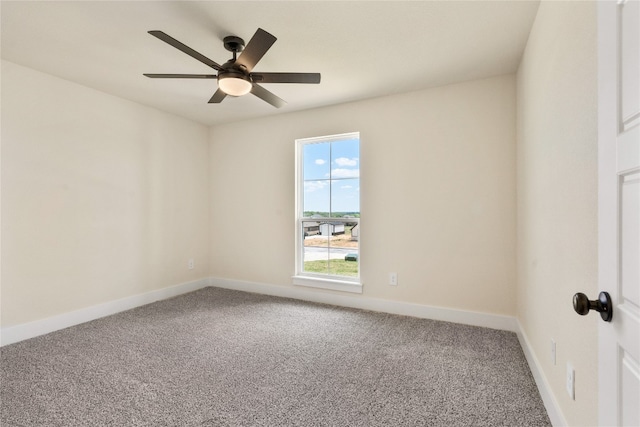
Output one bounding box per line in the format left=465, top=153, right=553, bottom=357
left=573, top=292, right=613, bottom=322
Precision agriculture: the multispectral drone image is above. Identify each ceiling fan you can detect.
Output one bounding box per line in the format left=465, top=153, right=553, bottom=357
left=144, top=28, right=321, bottom=108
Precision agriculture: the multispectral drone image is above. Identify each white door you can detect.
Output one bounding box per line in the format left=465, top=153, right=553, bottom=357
left=598, top=1, right=640, bottom=426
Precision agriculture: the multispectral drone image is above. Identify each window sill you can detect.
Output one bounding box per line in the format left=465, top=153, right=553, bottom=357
left=292, top=275, right=363, bottom=294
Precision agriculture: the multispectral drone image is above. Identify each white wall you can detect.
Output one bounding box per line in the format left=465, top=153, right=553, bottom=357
left=1, top=60, right=210, bottom=327
left=516, top=2, right=598, bottom=425
left=210, top=75, right=517, bottom=317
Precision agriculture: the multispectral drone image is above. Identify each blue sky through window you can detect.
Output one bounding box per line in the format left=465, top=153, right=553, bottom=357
left=303, top=137, right=359, bottom=214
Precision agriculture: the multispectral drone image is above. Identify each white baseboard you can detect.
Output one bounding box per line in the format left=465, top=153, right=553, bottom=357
left=0, top=278, right=210, bottom=347
left=210, top=276, right=518, bottom=332
left=516, top=319, right=567, bottom=426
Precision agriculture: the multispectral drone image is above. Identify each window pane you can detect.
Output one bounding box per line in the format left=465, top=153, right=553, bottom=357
left=303, top=220, right=359, bottom=278
left=331, top=138, right=359, bottom=180
left=303, top=180, right=330, bottom=217
left=331, top=178, right=360, bottom=215
left=329, top=221, right=359, bottom=277
left=302, top=220, right=329, bottom=274
left=303, top=143, right=330, bottom=181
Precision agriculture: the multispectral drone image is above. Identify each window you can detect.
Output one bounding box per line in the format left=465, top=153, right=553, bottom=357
left=293, top=132, right=361, bottom=293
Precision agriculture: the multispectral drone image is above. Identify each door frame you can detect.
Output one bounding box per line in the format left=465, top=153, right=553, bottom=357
left=596, top=1, right=618, bottom=422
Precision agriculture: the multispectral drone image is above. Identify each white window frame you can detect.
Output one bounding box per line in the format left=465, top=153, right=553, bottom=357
left=292, top=132, right=362, bottom=294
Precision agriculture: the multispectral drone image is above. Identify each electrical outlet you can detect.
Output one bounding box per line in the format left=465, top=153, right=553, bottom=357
left=188, top=259, right=194, bottom=270
left=566, top=362, right=575, bottom=400
left=389, top=272, right=398, bottom=286
left=550, top=339, right=556, bottom=365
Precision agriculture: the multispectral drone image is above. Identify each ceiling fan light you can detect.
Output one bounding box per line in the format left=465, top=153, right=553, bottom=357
left=218, top=73, right=252, bottom=97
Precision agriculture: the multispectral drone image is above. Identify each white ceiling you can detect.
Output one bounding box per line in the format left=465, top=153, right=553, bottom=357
left=1, top=1, right=540, bottom=127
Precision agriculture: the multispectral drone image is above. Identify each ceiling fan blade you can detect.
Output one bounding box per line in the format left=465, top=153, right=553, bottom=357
left=250, top=84, right=286, bottom=108
left=208, top=88, right=227, bottom=104
left=144, top=74, right=217, bottom=79
left=234, top=28, right=277, bottom=73
left=251, top=72, right=321, bottom=84
left=148, top=31, right=223, bottom=71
